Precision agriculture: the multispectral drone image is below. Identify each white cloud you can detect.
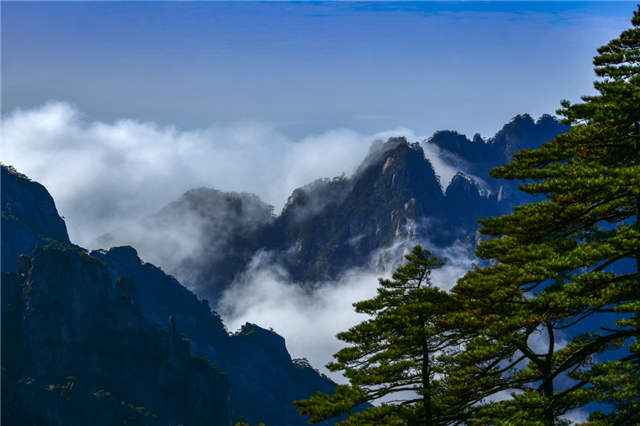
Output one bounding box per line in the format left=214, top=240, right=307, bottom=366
left=421, top=140, right=491, bottom=192
left=527, top=323, right=570, bottom=355
left=421, top=139, right=464, bottom=189
left=219, top=253, right=382, bottom=383
left=562, top=408, right=589, bottom=425
left=2, top=101, right=472, bottom=248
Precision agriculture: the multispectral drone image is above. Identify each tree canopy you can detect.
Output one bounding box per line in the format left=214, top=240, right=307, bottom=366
left=296, top=5, right=640, bottom=425
left=447, top=6, right=640, bottom=423
left=294, top=246, right=462, bottom=425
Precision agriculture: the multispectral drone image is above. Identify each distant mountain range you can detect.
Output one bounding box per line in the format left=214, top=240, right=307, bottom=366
left=97, top=113, right=569, bottom=303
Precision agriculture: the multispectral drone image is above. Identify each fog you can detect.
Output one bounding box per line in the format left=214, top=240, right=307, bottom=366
left=218, top=240, right=477, bottom=383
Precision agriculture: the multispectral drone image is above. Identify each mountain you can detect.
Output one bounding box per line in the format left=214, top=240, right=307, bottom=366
left=97, top=114, right=569, bottom=303
left=2, top=243, right=232, bottom=426
left=95, top=188, right=275, bottom=298
left=1, top=165, right=336, bottom=426
left=90, top=245, right=336, bottom=426
left=428, top=114, right=568, bottom=178
left=1, top=113, right=570, bottom=425
left=428, top=113, right=569, bottom=208
left=1, top=165, right=70, bottom=272
left=260, top=138, right=449, bottom=283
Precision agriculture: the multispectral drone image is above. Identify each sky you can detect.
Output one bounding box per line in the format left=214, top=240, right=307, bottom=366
left=2, top=2, right=638, bottom=139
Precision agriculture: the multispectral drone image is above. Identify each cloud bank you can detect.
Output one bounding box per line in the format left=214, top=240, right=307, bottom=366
left=2, top=101, right=471, bottom=247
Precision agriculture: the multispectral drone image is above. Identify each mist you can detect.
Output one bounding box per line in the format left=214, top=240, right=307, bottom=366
left=218, top=240, right=477, bottom=383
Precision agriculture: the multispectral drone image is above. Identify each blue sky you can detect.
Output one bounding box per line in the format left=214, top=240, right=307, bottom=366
left=3, top=2, right=638, bottom=138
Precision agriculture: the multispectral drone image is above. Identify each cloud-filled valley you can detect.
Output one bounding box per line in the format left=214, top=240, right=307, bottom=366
left=4, top=2, right=638, bottom=423
left=2, top=98, right=617, bottom=425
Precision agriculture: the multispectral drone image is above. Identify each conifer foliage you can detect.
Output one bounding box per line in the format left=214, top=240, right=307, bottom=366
left=294, top=246, right=460, bottom=425
left=296, top=6, right=640, bottom=425
left=450, top=6, right=640, bottom=423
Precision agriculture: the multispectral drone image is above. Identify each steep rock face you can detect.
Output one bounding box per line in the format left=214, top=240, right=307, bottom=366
left=91, top=245, right=230, bottom=358
left=2, top=243, right=232, bottom=426
left=227, top=323, right=336, bottom=426
left=1, top=165, right=70, bottom=272
left=444, top=173, right=495, bottom=230
left=92, top=246, right=337, bottom=425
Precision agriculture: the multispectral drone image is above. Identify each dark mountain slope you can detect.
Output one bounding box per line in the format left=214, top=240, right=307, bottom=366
left=1, top=165, right=70, bottom=272
left=2, top=242, right=232, bottom=426
left=444, top=173, right=495, bottom=230
left=1, top=165, right=337, bottom=426
left=92, top=245, right=336, bottom=426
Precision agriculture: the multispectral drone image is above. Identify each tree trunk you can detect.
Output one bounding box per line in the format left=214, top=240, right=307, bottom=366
left=421, top=313, right=432, bottom=426
left=542, top=321, right=555, bottom=426
left=636, top=195, right=640, bottom=274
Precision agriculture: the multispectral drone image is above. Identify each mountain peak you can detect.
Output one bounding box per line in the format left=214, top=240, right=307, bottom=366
left=233, top=322, right=291, bottom=364
left=357, top=136, right=415, bottom=174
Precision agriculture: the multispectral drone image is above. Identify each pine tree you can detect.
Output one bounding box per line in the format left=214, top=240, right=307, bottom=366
left=449, top=6, right=640, bottom=424
left=294, top=246, right=463, bottom=425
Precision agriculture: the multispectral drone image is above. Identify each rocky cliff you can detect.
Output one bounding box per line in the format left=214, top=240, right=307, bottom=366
left=427, top=114, right=568, bottom=178
left=91, top=245, right=336, bottom=425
